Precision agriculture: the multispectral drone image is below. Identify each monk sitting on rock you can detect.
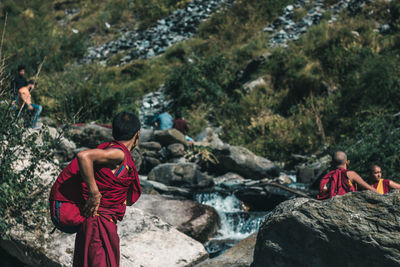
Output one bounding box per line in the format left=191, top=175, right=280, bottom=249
left=317, top=151, right=377, bottom=199
left=366, top=164, right=400, bottom=194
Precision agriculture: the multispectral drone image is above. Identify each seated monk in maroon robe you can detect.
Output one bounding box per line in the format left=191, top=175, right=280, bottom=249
left=73, top=111, right=141, bottom=267
left=367, top=165, right=400, bottom=194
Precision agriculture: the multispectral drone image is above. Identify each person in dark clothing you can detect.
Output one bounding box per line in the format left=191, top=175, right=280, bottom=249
left=173, top=110, right=194, bottom=142
left=173, top=110, right=189, bottom=135
left=11, top=65, right=28, bottom=100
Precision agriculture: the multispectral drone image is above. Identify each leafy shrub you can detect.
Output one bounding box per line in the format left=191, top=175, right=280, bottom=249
left=1, top=0, right=87, bottom=73
left=164, top=55, right=230, bottom=108
left=0, top=69, right=59, bottom=239
left=337, top=112, right=400, bottom=182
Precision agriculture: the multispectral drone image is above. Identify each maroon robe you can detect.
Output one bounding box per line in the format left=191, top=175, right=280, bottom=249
left=372, top=179, right=390, bottom=194
left=173, top=118, right=189, bottom=135
left=73, top=141, right=141, bottom=267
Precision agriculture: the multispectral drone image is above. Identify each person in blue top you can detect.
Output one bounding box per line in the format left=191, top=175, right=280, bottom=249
left=152, top=107, right=173, bottom=130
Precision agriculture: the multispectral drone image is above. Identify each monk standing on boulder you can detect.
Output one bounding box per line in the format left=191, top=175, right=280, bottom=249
left=73, top=111, right=141, bottom=267
left=317, top=151, right=377, bottom=199
left=367, top=165, right=400, bottom=194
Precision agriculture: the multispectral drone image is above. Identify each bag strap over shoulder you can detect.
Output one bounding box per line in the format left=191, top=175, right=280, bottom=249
left=105, top=140, right=133, bottom=178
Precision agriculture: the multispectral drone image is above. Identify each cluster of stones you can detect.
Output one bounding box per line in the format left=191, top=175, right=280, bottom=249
left=139, top=87, right=172, bottom=129
left=64, top=122, right=316, bottom=212
left=81, top=0, right=234, bottom=65
left=265, top=0, right=374, bottom=48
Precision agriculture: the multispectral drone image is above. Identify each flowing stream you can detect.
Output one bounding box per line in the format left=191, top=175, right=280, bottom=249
left=194, top=192, right=267, bottom=257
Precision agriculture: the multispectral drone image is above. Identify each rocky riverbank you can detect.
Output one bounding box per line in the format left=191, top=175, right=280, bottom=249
left=3, top=118, right=400, bottom=266
left=1, top=113, right=318, bottom=266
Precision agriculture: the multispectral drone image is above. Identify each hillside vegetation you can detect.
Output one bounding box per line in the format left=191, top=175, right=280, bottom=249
left=2, top=0, right=400, bottom=178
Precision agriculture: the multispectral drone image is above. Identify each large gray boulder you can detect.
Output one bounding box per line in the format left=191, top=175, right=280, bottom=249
left=148, top=163, right=214, bottom=188
left=135, top=194, right=220, bottom=242
left=252, top=191, right=400, bottom=267
left=197, top=233, right=257, bottom=267
left=1, top=207, right=209, bottom=267
left=213, top=145, right=280, bottom=180
left=154, top=128, right=187, bottom=146
left=68, top=123, right=112, bottom=148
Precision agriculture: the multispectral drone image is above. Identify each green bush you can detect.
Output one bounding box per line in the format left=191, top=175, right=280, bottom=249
left=1, top=0, right=87, bottom=73
left=164, top=55, right=230, bottom=108
left=337, top=112, right=400, bottom=182
left=0, top=85, right=59, bottom=239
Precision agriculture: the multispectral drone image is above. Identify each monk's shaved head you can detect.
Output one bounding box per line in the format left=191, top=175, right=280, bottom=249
left=333, top=151, right=347, bottom=167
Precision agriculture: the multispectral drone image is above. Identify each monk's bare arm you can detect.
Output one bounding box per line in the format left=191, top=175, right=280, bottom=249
left=389, top=180, right=400, bottom=190
left=347, top=171, right=378, bottom=193
left=19, top=87, right=33, bottom=109
left=77, top=148, right=125, bottom=217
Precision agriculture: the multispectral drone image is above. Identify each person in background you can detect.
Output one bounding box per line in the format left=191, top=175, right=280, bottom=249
left=152, top=107, right=173, bottom=130
left=17, top=80, right=42, bottom=129
left=173, top=110, right=189, bottom=135
left=367, top=164, right=400, bottom=194
left=173, top=110, right=194, bottom=143
left=317, top=151, right=377, bottom=199
left=11, top=65, right=28, bottom=102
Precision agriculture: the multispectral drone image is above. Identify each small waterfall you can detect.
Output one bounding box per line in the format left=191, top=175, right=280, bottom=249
left=194, top=192, right=267, bottom=257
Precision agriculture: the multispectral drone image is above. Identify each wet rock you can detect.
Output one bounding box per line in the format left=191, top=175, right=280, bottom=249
left=252, top=191, right=400, bottom=267
left=135, top=194, right=220, bottom=242
left=197, top=233, right=257, bottom=267
left=148, top=163, right=214, bottom=188
left=214, top=172, right=246, bottom=190
left=234, top=185, right=292, bottom=211
left=212, top=145, right=280, bottom=180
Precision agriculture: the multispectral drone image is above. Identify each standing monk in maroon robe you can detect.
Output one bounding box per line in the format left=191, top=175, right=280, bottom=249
left=73, top=111, right=141, bottom=267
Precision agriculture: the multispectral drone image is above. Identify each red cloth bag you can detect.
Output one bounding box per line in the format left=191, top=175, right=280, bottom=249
left=49, top=141, right=141, bottom=233
left=317, top=168, right=355, bottom=200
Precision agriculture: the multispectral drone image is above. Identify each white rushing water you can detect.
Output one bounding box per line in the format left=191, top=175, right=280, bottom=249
left=194, top=192, right=267, bottom=256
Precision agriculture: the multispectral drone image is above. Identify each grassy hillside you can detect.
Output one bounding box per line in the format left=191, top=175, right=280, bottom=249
left=2, top=0, right=400, bottom=178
